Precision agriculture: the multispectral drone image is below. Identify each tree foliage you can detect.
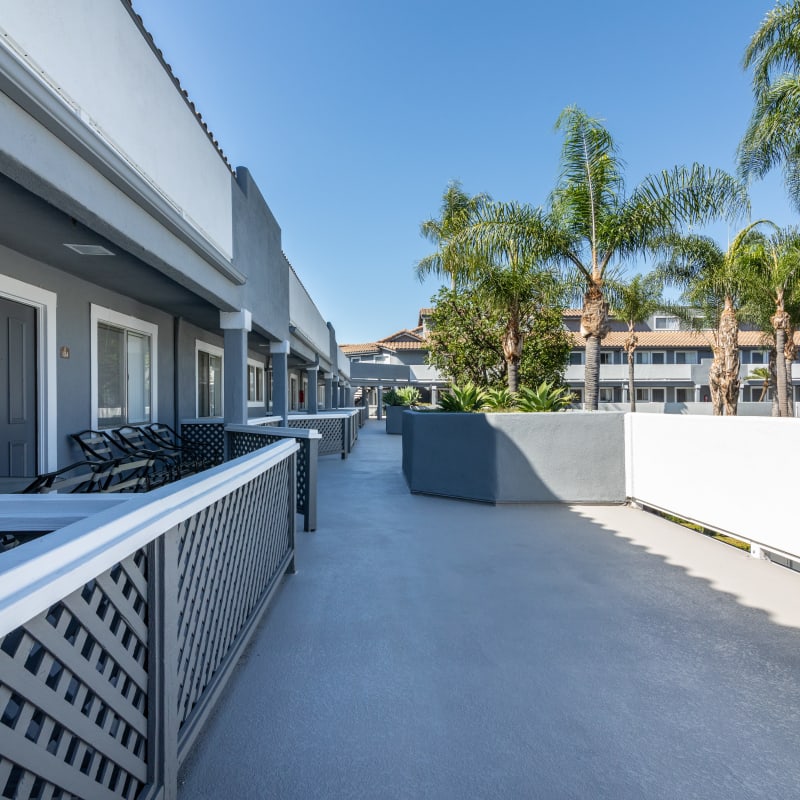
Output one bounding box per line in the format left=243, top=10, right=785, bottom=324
left=426, top=285, right=571, bottom=391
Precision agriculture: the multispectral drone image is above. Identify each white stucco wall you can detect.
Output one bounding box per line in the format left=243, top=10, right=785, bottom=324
left=0, top=0, right=233, bottom=258
left=289, top=269, right=330, bottom=358
left=625, top=414, right=800, bottom=559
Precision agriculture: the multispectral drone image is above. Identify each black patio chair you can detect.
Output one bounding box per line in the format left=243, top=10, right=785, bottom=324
left=71, top=429, right=161, bottom=491
left=146, top=423, right=212, bottom=473
left=109, top=426, right=180, bottom=484
left=20, top=459, right=111, bottom=494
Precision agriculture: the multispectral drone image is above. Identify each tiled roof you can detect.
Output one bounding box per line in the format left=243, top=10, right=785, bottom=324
left=341, top=343, right=380, bottom=354
left=381, top=341, right=429, bottom=352
left=378, top=329, right=425, bottom=344
left=568, top=330, right=800, bottom=348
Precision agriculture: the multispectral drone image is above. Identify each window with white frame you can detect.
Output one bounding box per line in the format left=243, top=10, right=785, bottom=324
left=571, top=387, right=583, bottom=403
left=635, top=388, right=650, bottom=402
left=599, top=351, right=614, bottom=365
left=749, top=350, right=768, bottom=364
left=635, top=351, right=665, bottom=365
left=675, top=387, right=694, bottom=402
left=92, top=306, right=157, bottom=429
left=247, top=359, right=265, bottom=406
left=569, top=351, right=584, bottom=366
left=651, top=387, right=665, bottom=402
left=674, top=351, right=698, bottom=365
left=196, top=341, right=223, bottom=417
left=654, top=316, right=680, bottom=330
left=598, top=387, right=614, bottom=403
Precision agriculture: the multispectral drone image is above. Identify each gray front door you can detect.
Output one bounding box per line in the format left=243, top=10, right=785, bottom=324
left=0, top=297, right=37, bottom=477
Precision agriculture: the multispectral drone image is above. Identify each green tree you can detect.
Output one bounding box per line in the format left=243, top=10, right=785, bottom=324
left=415, top=180, right=489, bottom=289
left=426, top=285, right=571, bottom=392
left=740, top=2, right=800, bottom=209
left=738, top=224, right=800, bottom=415
left=606, top=273, right=666, bottom=412
left=656, top=224, right=764, bottom=416
left=448, top=107, right=749, bottom=409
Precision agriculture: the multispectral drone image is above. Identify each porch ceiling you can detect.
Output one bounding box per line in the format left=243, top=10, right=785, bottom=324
left=0, top=172, right=222, bottom=331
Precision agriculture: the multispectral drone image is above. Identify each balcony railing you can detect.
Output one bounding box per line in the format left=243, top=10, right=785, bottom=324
left=0, top=439, right=298, bottom=800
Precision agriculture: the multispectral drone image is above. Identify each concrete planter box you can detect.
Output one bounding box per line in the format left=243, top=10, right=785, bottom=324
left=402, top=411, right=626, bottom=503
left=385, top=405, right=407, bottom=435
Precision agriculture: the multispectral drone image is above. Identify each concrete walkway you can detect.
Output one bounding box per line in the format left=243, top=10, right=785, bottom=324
left=179, top=421, right=800, bottom=800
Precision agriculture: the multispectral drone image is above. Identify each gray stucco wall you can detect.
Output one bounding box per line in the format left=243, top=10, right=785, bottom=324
left=402, top=411, right=626, bottom=503
left=1, top=244, right=175, bottom=467
left=231, top=168, right=288, bottom=342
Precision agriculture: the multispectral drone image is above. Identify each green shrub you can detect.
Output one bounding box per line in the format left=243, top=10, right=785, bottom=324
left=516, top=382, right=573, bottom=412
left=395, top=386, right=421, bottom=407
left=382, top=388, right=403, bottom=407
left=483, top=387, right=516, bottom=411
left=438, top=383, right=488, bottom=412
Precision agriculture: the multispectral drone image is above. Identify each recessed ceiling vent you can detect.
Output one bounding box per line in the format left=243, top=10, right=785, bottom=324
left=63, top=243, right=115, bottom=256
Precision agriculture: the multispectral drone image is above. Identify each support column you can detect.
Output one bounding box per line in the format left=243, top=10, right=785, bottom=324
left=270, top=340, right=290, bottom=425
left=377, top=386, right=383, bottom=420
left=332, top=379, right=339, bottom=409
left=323, top=375, right=333, bottom=410
left=695, top=384, right=701, bottom=402
left=346, top=386, right=353, bottom=407
left=339, top=384, right=346, bottom=408
left=220, top=309, right=252, bottom=425
left=431, top=385, right=438, bottom=406
left=305, top=366, right=319, bottom=414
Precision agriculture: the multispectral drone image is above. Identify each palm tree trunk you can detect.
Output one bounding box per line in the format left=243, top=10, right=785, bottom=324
left=507, top=358, right=519, bottom=394
left=580, top=284, right=610, bottom=411
left=584, top=335, right=600, bottom=409
left=769, top=348, right=780, bottom=416
left=719, top=296, right=740, bottom=416
left=502, top=317, right=523, bottom=394
left=624, top=329, right=637, bottom=412
left=709, top=354, right=724, bottom=416
left=772, top=309, right=789, bottom=416
left=784, top=321, right=795, bottom=417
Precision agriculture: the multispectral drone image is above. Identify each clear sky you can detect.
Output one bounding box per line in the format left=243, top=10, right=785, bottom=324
left=130, top=0, right=794, bottom=344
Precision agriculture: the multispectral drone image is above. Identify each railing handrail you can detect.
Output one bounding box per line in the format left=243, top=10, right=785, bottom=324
left=0, top=438, right=298, bottom=636
left=228, top=423, right=322, bottom=440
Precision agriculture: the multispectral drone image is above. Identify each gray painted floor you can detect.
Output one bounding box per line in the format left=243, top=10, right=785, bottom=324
left=179, top=421, right=800, bottom=800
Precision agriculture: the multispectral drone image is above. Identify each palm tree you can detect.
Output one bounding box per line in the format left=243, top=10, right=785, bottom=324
left=744, top=365, right=772, bottom=402
left=656, top=224, right=763, bottom=416
left=740, top=2, right=800, bottom=209
left=446, top=107, right=749, bottom=409
left=606, top=273, right=665, bottom=411
left=463, top=201, right=564, bottom=393
left=415, top=180, right=489, bottom=289
left=737, top=224, right=800, bottom=415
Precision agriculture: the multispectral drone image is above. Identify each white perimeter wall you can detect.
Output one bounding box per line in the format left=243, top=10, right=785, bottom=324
left=625, top=414, right=800, bottom=559
left=0, top=0, right=233, bottom=258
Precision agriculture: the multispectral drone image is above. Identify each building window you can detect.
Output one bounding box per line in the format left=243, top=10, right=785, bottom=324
left=675, top=387, right=693, bottom=402
left=651, top=388, right=666, bottom=403
left=599, top=351, right=613, bottom=365
left=654, top=316, right=680, bottom=330
left=92, top=306, right=157, bottom=429
left=571, top=388, right=583, bottom=403
left=635, top=388, right=650, bottom=402
left=248, top=359, right=265, bottom=406
left=675, top=351, right=697, bottom=365
left=635, top=351, right=665, bottom=365
left=196, top=342, right=223, bottom=417
left=749, top=350, right=768, bottom=365
left=569, top=351, right=584, bottom=366
left=598, top=387, right=614, bottom=403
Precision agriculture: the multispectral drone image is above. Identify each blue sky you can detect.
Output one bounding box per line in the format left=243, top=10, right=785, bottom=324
left=131, top=0, right=794, bottom=344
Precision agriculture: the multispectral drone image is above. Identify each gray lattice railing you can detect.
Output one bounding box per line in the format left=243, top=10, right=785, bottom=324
left=180, top=420, right=225, bottom=466
left=0, top=440, right=298, bottom=800
left=226, top=425, right=319, bottom=532
left=286, top=411, right=360, bottom=459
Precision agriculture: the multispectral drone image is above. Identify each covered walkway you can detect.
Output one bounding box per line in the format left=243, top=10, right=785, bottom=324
left=179, top=421, right=800, bottom=799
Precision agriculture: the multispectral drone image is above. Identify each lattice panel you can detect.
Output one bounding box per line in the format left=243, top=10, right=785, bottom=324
left=175, top=458, right=291, bottom=728
left=180, top=423, right=225, bottom=466
left=287, top=418, right=343, bottom=456
left=228, top=432, right=309, bottom=516
left=0, top=551, right=149, bottom=800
